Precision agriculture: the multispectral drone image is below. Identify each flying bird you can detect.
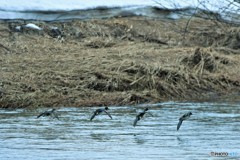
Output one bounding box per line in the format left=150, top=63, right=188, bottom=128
left=90, top=107, right=112, bottom=121
left=37, top=109, right=59, bottom=120
left=177, top=112, right=192, bottom=131
left=133, top=108, right=149, bottom=127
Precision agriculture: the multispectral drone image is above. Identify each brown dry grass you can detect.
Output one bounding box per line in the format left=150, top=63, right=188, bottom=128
left=0, top=17, right=240, bottom=108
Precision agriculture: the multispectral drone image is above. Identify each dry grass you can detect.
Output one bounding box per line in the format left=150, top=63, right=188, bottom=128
left=0, top=17, right=240, bottom=108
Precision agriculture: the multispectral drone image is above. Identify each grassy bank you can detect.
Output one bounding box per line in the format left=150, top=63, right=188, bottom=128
left=0, top=17, right=239, bottom=108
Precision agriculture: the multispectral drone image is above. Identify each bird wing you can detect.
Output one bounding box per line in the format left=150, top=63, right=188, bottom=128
left=177, top=119, right=183, bottom=131
left=37, top=112, right=45, bottom=118
left=52, top=112, right=59, bottom=120
left=147, top=112, right=153, bottom=117
left=104, top=110, right=112, bottom=119
left=133, top=116, right=139, bottom=127
left=90, top=112, right=96, bottom=121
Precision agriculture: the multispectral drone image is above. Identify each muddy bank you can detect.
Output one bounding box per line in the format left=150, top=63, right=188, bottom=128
left=0, top=17, right=240, bottom=108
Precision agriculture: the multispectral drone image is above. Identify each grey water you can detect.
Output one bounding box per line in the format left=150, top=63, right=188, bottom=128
left=1, top=6, right=240, bottom=25
left=0, top=102, right=240, bottom=160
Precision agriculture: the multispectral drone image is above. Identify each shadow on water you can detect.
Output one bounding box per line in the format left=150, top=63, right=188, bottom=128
left=90, top=133, right=112, bottom=141
left=0, top=102, right=240, bottom=160
left=133, top=135, right=147, bottom=145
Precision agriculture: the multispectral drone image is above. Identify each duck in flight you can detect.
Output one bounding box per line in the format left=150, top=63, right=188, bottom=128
left=37, top=109, right=59, bottom=120
left=177, top=112, right=192, bottom=131
left=133, top=108, right=150, bottom=127
left=90, top=107, right=112, bottom=121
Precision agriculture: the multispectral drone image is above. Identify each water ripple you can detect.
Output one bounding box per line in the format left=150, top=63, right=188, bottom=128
left=0, top=102, right=240, bottom=160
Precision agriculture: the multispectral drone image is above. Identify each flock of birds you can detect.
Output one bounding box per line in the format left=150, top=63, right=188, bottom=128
left=37, top=107, right=192, bottom=131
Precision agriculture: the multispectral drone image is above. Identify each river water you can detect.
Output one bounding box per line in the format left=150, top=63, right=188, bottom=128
left=0, top=102, right=239, bottom=160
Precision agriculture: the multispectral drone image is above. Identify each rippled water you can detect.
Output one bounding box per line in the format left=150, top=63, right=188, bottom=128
left=0, top=102, right=240, bottom=160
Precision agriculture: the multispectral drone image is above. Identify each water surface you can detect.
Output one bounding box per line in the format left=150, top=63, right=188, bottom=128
left=0, top=102, right=239, bottom=159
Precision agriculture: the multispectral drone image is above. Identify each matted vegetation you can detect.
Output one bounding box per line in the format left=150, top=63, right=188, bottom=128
left=0, top=17, right=239, bottom=108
